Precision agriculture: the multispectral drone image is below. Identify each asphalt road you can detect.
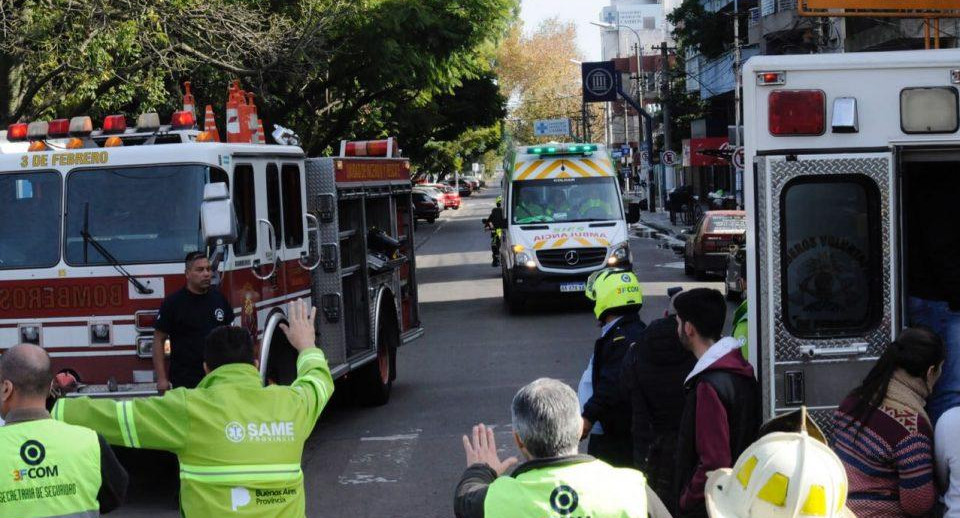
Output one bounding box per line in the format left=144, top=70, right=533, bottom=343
left=112, top=184, right=732, bottom=518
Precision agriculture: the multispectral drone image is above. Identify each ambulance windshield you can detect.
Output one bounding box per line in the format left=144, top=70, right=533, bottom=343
left=64, top=164, right=227, bottom=266
left=511, top=177, right=621, bottom=224
left=0, top=171, right=62, bottom=269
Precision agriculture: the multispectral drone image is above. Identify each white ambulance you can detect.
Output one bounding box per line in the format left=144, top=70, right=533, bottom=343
left=498, top=143, right=641, bottom=313
left=743, top=49, right=960, bottom=431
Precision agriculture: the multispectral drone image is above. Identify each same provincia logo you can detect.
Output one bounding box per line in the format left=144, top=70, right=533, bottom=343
left=225, top=421, right=296, bottom=444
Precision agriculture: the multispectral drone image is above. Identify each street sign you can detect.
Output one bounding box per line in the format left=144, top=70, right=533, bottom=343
left=533, top=118, right=571, bottom=137
left=581, top=61, right=619, bottom=103
left=611, top=151, right=623, bottom=159
left=661, top=150, right=677, bottom=166
left=620, top=144, right=631, bottom=155
left=732, top=147, right=745, bottom=170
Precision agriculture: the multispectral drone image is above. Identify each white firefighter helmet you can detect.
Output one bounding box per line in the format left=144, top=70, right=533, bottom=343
left=706, top=408, right=854, bottom=518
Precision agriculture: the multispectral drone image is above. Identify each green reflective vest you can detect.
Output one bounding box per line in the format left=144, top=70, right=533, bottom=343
left=578, top=199, right=613, bottom=218
left=515, top=201, right=547, bottom=222
left=732, top=299, right=748, bottom=360
left=484, top=458, right=648, bottom=518
left=0, top=418, right=101, bottom=518
left=54, top=348, right=333, bottom=518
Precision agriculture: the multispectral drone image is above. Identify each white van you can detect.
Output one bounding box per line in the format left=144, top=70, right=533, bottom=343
left=497, top=143, right=641, bottom=312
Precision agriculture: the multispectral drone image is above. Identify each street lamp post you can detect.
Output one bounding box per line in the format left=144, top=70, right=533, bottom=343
left=592, top=20, right=645, bottom=193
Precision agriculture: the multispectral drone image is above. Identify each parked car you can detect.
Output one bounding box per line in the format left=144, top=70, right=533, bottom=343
left=414, top=186, right=447, bottom=209
left=439, top=185, right=461, bottom=209
left=412, top=191, right=440, bottom=223
left=683, top=210, right=746, bottom=279
left=461, top=176, right=480, bottom=191
left=446, top=180, right=472, bottom=197
left=724, top=243, right=747, bottom=301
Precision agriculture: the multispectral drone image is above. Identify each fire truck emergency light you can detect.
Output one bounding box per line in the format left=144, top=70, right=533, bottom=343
left=69, top=116, right=93, bottom=137
left=769, top=90, right=825, bottom=136
left=27, top=121, right=48, bottom=140
left=6, top=123, right=27, bottom=141
left=48, top=119, right=70, bottom=138
left=170, top=110, right=196, bottom=129
left=137, top=112, right=161, bottom=131
left=102, top=115, right=127, bottom=134
left=344, top=139, right=392, bottom=157
left=28, top=141, right=48, bottom=152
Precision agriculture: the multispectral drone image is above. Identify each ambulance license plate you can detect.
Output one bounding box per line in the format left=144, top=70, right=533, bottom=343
left=560, top=283, right=585, bottom=293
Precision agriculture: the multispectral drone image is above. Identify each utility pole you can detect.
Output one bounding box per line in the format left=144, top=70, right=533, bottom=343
left=659, top=42, right=671, bottom=155
left=733, top=0, right=743, bottom=207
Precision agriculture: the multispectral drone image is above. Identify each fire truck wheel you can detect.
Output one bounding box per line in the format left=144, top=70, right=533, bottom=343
left=265, top=324, right=298, bottom=386
left=356, top=304, right=399, bottom=406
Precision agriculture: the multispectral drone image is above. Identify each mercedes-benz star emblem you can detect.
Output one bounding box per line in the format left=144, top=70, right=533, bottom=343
left=564, top=250, right=580, bottom=266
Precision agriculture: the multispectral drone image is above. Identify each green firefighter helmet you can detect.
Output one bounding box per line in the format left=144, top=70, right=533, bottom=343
left=585, top=268, right=644, bottom=320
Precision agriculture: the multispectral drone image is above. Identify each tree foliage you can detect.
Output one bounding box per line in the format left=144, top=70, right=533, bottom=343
left=667, top=0, right=731, bottom=60
left=0, top=0, right=517, bottom=168
left=495, top=18, right=602, bottom=145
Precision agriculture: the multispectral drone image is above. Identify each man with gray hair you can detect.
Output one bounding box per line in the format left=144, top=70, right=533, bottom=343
left=0, top=343, right=128, bottom=516
left=455, top=378, right=671, bottom=518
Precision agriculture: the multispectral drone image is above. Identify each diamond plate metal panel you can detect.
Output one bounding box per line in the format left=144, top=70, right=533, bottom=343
left=757, top=160, right=774, bottom=419
left=305, top=158, right=346, bottom=365
left=768, top=157, right=893, bottom=363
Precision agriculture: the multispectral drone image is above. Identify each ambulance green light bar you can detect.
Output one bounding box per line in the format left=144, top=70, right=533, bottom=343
left=526, top=144, right=598, bottom=156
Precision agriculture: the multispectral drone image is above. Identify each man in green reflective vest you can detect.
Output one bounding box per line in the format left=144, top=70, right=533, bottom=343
left=731, top=261, right=749, bottom=360
left=514, top=189, right=548, bottom=223
left=576, top=185, right=615, bottom=220
left=1, top=343, right=128, bottom=518
left=53, top=299, right=333, bottom=518
left=454, top=378, right=671, bottom=518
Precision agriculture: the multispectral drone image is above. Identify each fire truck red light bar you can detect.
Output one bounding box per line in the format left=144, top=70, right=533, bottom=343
left=48, top=119, right=70, bottom=138
left=769, top=90, right=826, bottom=136
left=344, top=140, right=390, bottom=157
left=7, top=123, right=27, bottom=141
left=170, top=110, right=196, bottom=129
left=102, top=115, right=127, bottom=134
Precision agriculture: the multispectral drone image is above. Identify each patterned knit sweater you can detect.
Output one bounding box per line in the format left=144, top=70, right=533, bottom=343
left=832, top=396, right=937, bottom=518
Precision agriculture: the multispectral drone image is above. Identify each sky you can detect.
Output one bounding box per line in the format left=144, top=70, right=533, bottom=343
left=520, top=0, right=609, bottom=61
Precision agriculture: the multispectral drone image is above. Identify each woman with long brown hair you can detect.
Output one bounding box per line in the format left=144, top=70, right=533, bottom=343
left=831, top=327, right=944, bottom=518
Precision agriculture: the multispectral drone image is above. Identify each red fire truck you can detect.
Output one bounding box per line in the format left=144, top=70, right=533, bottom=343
left=0, top=105, right=422, bottom=405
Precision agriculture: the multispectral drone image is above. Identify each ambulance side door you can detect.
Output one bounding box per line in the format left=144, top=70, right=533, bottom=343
left=755, top=152, right=898, bottom=431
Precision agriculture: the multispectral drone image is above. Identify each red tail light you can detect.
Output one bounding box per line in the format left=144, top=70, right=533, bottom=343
left=48, top=119, right=70, bottom=138
left=7, top=123, right=27, bottom=141
left=102, top=114, right=127, bottom=134
left=769, top=90, right=826, bottom=136
left=170, top=110, right=196, bottom=129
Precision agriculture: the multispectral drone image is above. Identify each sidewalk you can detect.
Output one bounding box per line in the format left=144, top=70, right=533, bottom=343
left=637, top=209, right=691, bottom=238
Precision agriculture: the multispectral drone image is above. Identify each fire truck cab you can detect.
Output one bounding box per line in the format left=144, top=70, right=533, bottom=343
left=743, top=48, right=960, bottom=431
left=0, top=111, right=421, bottom=406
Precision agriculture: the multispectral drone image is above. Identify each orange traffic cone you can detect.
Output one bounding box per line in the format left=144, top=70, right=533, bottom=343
left=226, top=81, right=243, bottom=143
left=203, top=105, right=221, bottom=142
left=257, top=119, right=266, bottom=144
left=183, top=81, right=196, bottom=116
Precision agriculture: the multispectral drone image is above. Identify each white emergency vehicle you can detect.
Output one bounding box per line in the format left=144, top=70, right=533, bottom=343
left=498, top=143, right=641, bottom=312
left=743, top=49, right=960, bottom=431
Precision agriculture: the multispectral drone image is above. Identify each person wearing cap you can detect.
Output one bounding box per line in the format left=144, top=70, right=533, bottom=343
left=705, top=408, right=855, bottom=518
left=577, top=268, right=646, bottom=468
left=454, top=378, right=671, bottom=518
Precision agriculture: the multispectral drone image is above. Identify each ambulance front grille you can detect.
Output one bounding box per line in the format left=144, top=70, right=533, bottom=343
left=536, top=248, right=606, bottom=269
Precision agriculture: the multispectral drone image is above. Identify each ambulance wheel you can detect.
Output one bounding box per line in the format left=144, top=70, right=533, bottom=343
left=356, top=304, right=398, bottom=406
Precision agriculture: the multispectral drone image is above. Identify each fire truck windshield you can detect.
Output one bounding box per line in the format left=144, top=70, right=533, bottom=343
left=64, top=164, right=226, bottom=266
left=0, top=171, right=62, bottom=269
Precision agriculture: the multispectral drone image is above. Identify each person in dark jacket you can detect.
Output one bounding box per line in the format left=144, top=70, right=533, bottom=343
left=672, top=288, right=759, bottom=518
left=621, top=314, right=696, bottom=508
left=578, top=268, right=646, bottom=468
